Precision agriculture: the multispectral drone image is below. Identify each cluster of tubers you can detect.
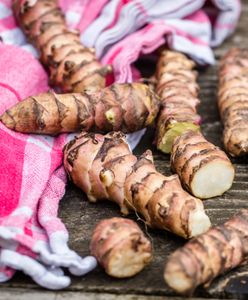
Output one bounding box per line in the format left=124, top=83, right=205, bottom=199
left=155, top=50, right=235, bottom=199
left=63, top=131, right=211, bottom=239
left=2, top=0, right=247, bottom=295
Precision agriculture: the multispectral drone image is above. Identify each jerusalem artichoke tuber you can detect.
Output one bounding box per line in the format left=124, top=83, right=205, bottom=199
left=171, top=131, right=235, bottom=199
left=63, top=131, right=211, bottom=239
left=0, top=83, right=159, bottom=135
left=155, top=50, right=201, bottom=154
left=164, top=209, right=248, bottom=295
left=90, top=217, right=152, bottom=278
left=13, top=0, right=111, bottom=93
left=155, top=50, right=234, bottom=199
left=218, top=48, right=248, bottom=156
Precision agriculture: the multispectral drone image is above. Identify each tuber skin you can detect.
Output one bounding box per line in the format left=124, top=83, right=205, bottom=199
left=63, top=131, right=211, bottom=239
left=13, top=0, right=111, bottom=93
left=0, top=83, right=160, bottom=135
left=90, top=217, right=152, bottom=278
left=171, top=131, right=235, bottom=199
left=155, top=50, right=201, bottom=154
left=218, top=48, right=248, bottom=156
left=155, top=50, right=235, bottom=199
left=164, top=209, right=248, bottom=296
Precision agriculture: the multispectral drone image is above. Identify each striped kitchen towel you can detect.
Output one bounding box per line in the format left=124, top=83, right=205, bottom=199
left=79, top=0, right=241, bottom=81
left=0, top=43, right=97, bottom=289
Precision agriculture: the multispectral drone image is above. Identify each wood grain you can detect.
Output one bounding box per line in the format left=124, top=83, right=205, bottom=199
left=0, top=288, right=232, bottom=300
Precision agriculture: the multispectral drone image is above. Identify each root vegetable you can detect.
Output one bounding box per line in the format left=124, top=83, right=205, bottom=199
left=155, top=50, right=201, bottom=153
left=171, top=131, right=235, bottom=199
left=90, top=217, right=152, bottom=278
left=13, top=0, right=111, bottom=93
left=155, top=50, right=234, bottom=199
left=0, top=83, right=159, bottom=135
left=218, top=48, right=248, bottom=156
left=164, top=209, right=248, bottom=295
left=64, top=131, right=211, bottom=239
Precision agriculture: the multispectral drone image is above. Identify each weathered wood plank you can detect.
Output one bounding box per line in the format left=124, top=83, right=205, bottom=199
left=1, top=1, right=248, bottom=299
left=0, top=289, right=230, bottom=300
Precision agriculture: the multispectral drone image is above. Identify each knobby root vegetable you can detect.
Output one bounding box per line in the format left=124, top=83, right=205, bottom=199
left=171, top=131, right=235, bottom=199
left=164, top=209, right=248, bottom=296
left=90, top=217, right=152, bottom=278
left=13, top=0, right=111, bottom=93
left=155, top=50, right=235, bottom=199
left=63, top=131, right=211, bottom=239
left=218, top=48, right=248, bottom=156
left=0, top=83, right=159, bottom=135
left=155, top=50, right=201, bottom=153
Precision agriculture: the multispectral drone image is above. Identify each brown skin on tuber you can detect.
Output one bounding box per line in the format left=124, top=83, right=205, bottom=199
left=0, top=83, right=160, bottom=135
left=171, top=131, right=235, bottom=199
left=90, top=217, right=152, bottom=278
left=164, top=209, right=248, bottom=296
left=13, top=0, right=111, bottom=93
left=155, top=50, right=201, bottom=154
left=63, top=131, right=211, bottom=239
left=155, top=50, right=234, bottom=199
left=218, top=48, right=248, bottom=156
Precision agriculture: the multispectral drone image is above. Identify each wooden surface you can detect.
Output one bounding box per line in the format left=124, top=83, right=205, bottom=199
left=1, top=2, right=248, bottom=299
left=0, top=289, right=234, bottom=300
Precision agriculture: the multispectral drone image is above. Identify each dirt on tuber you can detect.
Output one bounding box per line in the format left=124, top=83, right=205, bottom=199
left=63, top=131, right=211, bottom=239
left=90, top=217, right=152, bottom=278
left=13, top=0, right=111, bottom=93
left=0, top=83, right=160, bottom=135
left=164, top=209, right=248, bottom=296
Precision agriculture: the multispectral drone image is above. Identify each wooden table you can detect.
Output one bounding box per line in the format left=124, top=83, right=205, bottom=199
left=1, top=2, right=248, bottom=299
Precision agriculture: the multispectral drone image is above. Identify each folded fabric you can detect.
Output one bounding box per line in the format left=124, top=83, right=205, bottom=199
left=80, top=0, right=241, bottom=81
left=60, top=0, right=109, bottom=32
left=81, top=0, right=240, bottom=53
left=102, top=14, right=214, bottom=82
left=0, top=44, right=97, bottom=289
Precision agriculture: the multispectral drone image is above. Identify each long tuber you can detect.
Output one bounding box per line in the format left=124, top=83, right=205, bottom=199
left=218, top=48, right=248, bottom=156
left=155, top=50, right=234, bottom=199
left=155, top=50, right=201, bottom=154
left=13, top=0, right=111, bottom=93
left=63, top=131, right=211, bottom=239
left=164, top=209, right=248, bottom=295
left=90, top=217, right=152, bottom=278
left=0, top=83, right=159, bottom=135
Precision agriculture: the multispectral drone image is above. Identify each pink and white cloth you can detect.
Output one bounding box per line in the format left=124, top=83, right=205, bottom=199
left=0, top=0, right=241, bottom=290
left=0, top=44, right=97, bottom=289
left=80, top=0, right=241, bottom=81
left=0, top=0, right=241, bottom=80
